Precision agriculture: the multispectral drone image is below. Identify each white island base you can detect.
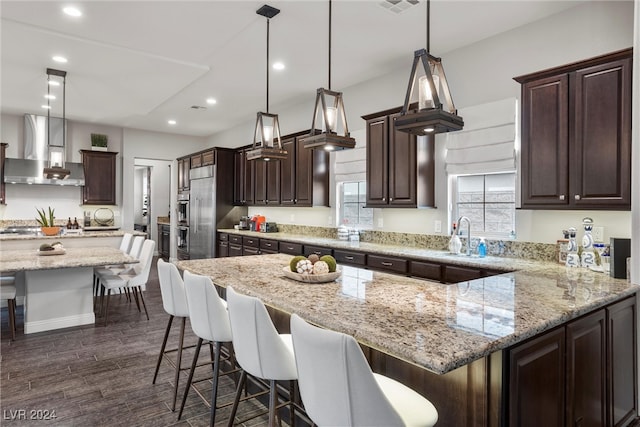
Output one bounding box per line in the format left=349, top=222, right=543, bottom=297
left=23, top=267, right=95, bottom=334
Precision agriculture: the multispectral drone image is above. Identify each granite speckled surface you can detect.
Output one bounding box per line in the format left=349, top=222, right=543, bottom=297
left=176, top=253, right=637, bottom=375
left=0, top=246, right=138, bottom=273
left=0, top=229, right=145, bottom=241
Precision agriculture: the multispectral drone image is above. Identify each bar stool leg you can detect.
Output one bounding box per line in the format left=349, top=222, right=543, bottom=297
left=227, top=370, right=247, bottom=427
left=8, top=298, right=16, bottom=341
left=152, top=315, right=174, bottom=384
left=268, top=379, right=277, bottom=427
left=178, top=338, right=203, bottom=419
left=171, top=317, right=186, bottom=411
left=209, top=341, right=222, bottom=427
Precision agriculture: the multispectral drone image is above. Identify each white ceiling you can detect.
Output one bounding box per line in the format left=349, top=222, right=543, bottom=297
left=1, top=0, right=585, bottom=137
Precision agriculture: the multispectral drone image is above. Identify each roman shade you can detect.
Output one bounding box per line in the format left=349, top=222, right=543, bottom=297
left=444, top=98, right=517, bottom=175
left=333, top=129, right=366, bottom=183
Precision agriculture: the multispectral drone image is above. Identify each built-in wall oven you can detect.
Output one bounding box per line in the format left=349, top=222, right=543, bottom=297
left=177, top=225, right=189, bottom=260
left=177, top=193, right=189, bottom=225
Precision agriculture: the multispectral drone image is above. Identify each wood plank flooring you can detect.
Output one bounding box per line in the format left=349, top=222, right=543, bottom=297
left=0, top=257, right=271, bottom=426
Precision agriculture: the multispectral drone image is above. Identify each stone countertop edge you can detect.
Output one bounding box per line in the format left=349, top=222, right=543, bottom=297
left=187, top=243, right=638, bottom=375
left=0, top=246, right=138, bottom=273
left=0, top=229, right=146, bottom=241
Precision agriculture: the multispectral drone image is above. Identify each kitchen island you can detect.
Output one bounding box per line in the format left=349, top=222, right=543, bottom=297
left=0, top=247, right=137, bottom=333
left=177, top=253, right=638, bottom=426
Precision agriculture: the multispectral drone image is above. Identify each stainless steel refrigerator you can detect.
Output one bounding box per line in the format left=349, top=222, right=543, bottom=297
left=188, top=149, right=246, bottom=259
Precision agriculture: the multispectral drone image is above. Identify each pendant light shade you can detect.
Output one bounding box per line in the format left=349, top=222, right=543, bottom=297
left=44, top=68, right=71, bottom=179
left=301, top=0, right=355, bottom=151
left=247, top=4, right=287, bottom=162
left=395, top=0, right=463, bottom=136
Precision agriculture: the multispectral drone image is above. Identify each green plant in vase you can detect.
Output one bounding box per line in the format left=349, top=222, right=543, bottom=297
left=91, top=133, right=108, bottom=151
left=36, top=207, right=60, bottom=235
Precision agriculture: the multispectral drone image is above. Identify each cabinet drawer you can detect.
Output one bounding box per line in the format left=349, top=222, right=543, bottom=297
left=334, top=250, right=366, bottom=266
left=304, top=245, right=332, bottom=258
left=218, top=233, right=228, bottom=242
left=444, top=265, right=483, bottom=283
left=242, top=246, right=260, bottom=256
left=242, top=236, right=260, bottom=248
left=229, top=235, right=243, bottom=244
left=367, top=255, right=408, bottom=274
left=229, top=244, right=242, bottom=257
left=279, top=242, right=303, bottom=255
left=260, top=239, right=279, bottom=251
left=410, top=261, right=442, bottom=282
left=260, top=249, right=278, bottom=255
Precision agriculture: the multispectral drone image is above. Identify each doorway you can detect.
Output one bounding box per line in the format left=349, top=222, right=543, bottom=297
left=134, top=165, right=151, bottom=238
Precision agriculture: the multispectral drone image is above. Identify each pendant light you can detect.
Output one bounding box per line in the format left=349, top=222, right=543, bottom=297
left=44, top=67, right=70, bottom=179
left=247, top=4, right=287, bottom=162
left=395, top=0, right=463, bottom=135
left=301, top=0, right=355, bottom=151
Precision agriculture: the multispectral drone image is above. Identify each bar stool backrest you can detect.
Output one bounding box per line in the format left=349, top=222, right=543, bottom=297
left=157, top=259, right=189, bottom=318
left=128, top=236, right=145, bottom=259
left=119, top=233, right=133, bottom=253
left=183, top=270, right=232, bottom=343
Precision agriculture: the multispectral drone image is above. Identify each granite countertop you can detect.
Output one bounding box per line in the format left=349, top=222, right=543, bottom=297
left=176, top=253, right=637, bottom=375
left=0, top=246, right=138, bottom=273
left=0, top=229, right=146, bottom=241
left=217, top=229, right=545, bottom=272
left=157, top=216, right=170, bottom=226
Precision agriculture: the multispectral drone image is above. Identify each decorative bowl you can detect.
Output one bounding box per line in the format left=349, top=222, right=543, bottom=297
left=41, top=226, right=61, bottom=236
left=37, top=248, right=66, bottom=256
left=282, top=266, right=341, bottom=284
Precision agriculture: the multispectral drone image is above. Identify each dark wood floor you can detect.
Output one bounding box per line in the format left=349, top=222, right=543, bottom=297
left=0, top=257, right=271, bottom=426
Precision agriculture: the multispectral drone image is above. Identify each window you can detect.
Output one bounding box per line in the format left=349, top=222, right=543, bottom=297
left=453, top=173, right=516, bottom=238
left=338, top=181, right=373, bottom=228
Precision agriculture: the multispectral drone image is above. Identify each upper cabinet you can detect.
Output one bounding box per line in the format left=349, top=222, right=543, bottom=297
left=363, top=108, right=435, bottom=208
left=515, top=48, right=632, bottom=210
left=234, top=130, right=329, bottom=207
left=81, top=150, right=117, bottom=205
left=177, top=156, right=190, bottom=193
left=190, top=149, right=214, bottom=169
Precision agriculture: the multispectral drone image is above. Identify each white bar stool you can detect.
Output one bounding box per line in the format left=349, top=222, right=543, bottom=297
left=226, top=286, right=301, bottom=427
left=152, top=259, right=191, bottom=411
left=290, top=314, right=438, bottom=427
left=0, top=276, right=17, bottom=341
left=178, top=270, right=237, bottom=426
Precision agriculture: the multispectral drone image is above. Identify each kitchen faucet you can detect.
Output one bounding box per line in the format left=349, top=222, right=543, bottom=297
left=457, top=216, right=472, bottom=256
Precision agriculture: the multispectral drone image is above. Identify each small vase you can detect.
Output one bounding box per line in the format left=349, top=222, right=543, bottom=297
left=41, top=226, right=61, bottom=236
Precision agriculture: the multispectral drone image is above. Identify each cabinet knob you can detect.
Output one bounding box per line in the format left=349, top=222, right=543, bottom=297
left=345, top=256, right=354, bottom=260
left=294, top=199, right=297, bottom=203
left=574, top=195, right=581, bottom=200
left=559, top=195, right=565, bottom=200
left=389, top=197, right=393, bottom=202
left=381, top=261, right=393, bottom=266
left=382, top=197, right=386, bottom=202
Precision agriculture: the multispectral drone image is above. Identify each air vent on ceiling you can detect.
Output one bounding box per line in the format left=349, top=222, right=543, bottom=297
left=379, top=0, right=420, bottom=14
left=190, top=105, right=207, bottom=110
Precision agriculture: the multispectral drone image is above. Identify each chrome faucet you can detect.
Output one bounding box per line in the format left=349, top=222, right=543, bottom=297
left=457, top=216, right=472, bottom=256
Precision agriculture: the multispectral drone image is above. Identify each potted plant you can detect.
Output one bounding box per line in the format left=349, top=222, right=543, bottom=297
left=90, top=133, right=108, bottom=151
left=36, top=207, right=60, bottom=236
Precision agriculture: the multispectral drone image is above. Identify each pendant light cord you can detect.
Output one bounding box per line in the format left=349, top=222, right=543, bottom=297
left=266, top=17, right=270, bottom=113
left=328, top=0, right=332, bottom=90
left=426, top=0, right=430, bottom=53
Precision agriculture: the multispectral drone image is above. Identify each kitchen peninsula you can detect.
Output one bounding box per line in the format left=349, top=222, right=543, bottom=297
left=176, top=253, right=638, bottom=426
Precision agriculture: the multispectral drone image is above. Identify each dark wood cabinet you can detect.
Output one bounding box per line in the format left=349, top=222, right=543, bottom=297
left=410, top=260, right=442, bottom=282
left=304, top=245, right=332, bottom=258
left=260, top=239, right=279, bottom=253
left=279, top=241, right=303, bottom=255
left=443, top=265, right=484, bottom=284
left=191, top=149, right=214, bottom=169
left=233, top=149, right=255, bottom=206
left=507, top=295, right=637, bottom=427
left=81, top=150, right=117, bottom=205
left=366, top=254, right=408, bottom=274
left=334, top=250, right=366, bottom=266
left=217, top=233, right=229, bottom=258
left=607, top=296, right=637, bottom=427
left=280, top=137, right=296, bottom=206
left=158, top=224, right=170, bottom=261
left=229, top=243, right=242, bottom=257
left=254, top=160, right=280, bottom=205
left=363, top=109, right=434, bottom=208
left=177, top=156, right=190, bottom=193
left=0, top=143, right=6, bottom=205
left=515, top=48, right=632, bottom=210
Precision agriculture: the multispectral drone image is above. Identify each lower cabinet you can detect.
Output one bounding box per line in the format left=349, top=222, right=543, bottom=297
left=367, top=254, right=408, bottom=274
left=334, top=250, right=366, bottom=266
left=507, top=295, right=637, bottom=427
left=157, top=224, right=170, bottom=261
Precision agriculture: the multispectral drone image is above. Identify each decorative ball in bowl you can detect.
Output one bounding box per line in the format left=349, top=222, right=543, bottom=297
left=283, top=255, right=341, bottom=284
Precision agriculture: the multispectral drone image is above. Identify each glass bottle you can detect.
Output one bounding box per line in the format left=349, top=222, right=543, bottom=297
left=66, top=217, right=72, bottom=229
left=73, top=217, right=79, bottom=229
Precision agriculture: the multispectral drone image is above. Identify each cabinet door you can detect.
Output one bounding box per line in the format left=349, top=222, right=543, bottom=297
left=161, top=226, right=170, bottom=260
left=243, top=153, right=255, bottom=205
left=443, top=265, right=483, bottom=284
left=388, top=113, right=417, bottom=206
left=566, top=309, right=606, bottom=427
left=294, top=137, right=315, bottom=206
left=607, top=296, right=637, bottom=427
left=520, top=74, right=569, bottom=207
left=191, top=153, right=202, bottom=169
left=508, top=327, right=565, bottom=427
left=234, top=150, right=244, bottom=205
left=280, top=138, right=296, bottom=205
left=178, top=158, right=190, bottom=191
left=217, top=241, right=229, bottom=258
left=0, top=143, right=6, bottom=204
left=265, top=159, right=281, bottom=205
left=229, top=243, right=242, bottom=257
left=367, top=254, right=408, bottom=274
left=82, top=151, right=117, bottom=205
left=202, top=150, right=215, bottom=166
left=572, top=57, right=631, bottom=209
left=366, top=117, right=389, bottom=207
left=254, top=161, right=266, bottom=204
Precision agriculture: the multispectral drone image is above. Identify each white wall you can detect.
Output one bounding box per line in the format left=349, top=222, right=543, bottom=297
left=210, top=1, right=634, bottom=244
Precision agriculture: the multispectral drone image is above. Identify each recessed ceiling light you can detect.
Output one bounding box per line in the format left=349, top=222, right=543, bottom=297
left=206, top=98, right=217, bottom=105
left=273, top=62, right=285, bottom=71
left=52, top=56, right=68, bottom=63
left=41, top=105, right=51, bottom=109
left=168, top=120, right=177, bottom=125
left=44, top=94, right=56, bottom=100
left=48, top=80, right=61, bottom=87
left=63, top=6, right=82, bottom=17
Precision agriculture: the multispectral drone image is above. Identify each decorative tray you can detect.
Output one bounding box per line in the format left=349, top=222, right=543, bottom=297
left=37, top=248, right=66, bottom=256
left=282, top=266, right=341, bottom=284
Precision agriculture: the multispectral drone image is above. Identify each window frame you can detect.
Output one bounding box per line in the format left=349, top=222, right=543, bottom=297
left=337, top=181, right=373, bottom=229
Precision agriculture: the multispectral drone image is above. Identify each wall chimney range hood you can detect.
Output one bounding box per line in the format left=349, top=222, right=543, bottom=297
left=3, top=113, right=85, bottom=186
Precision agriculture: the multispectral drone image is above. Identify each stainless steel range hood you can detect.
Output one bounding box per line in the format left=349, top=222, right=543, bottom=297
left=2, top=114, right=86, bottom=186
left=4, top=158, right=85, bottom=186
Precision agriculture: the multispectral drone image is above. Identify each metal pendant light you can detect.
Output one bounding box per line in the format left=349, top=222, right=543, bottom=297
left=395, top=0, right=463, bottom=135
left=301, top=0, right=355, bottom=151
left=247, top=4, right=287, bottom=162
left=44, top=67, right=70, bottom=179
